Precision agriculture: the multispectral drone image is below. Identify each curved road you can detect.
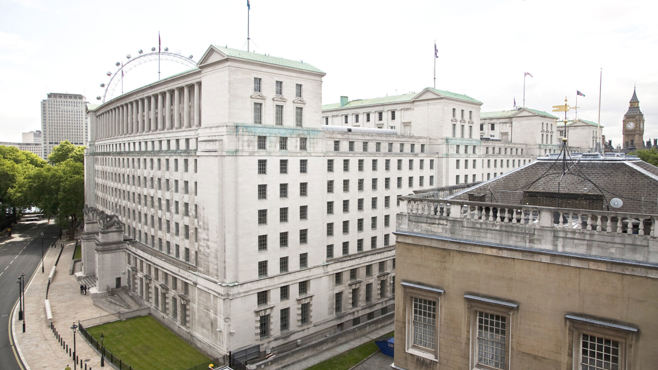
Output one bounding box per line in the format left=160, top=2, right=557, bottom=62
left=0, top=220, right=59, bottom=370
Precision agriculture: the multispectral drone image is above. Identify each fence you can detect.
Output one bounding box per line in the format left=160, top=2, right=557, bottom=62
left=78, top=321, right=134, bottom=370
left=50, top=321, right=96, bottom=370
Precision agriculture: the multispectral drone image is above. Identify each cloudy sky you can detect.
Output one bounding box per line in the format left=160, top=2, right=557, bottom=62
left=1, top=0, right=655, bottom=146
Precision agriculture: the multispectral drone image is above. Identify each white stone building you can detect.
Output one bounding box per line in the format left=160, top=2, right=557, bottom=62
left=41, top=93, right=88, bottom=159
left=82, top=44, right=605, bottom=366
left=558, top=118, right=604, bottom=152
left=22, top=130, right=42, bottom=144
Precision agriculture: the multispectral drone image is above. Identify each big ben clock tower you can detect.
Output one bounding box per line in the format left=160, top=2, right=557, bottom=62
left=623, top=88, right=645, bottom=150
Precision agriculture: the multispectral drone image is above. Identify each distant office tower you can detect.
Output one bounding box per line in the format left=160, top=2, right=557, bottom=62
left=22, top=130, right=42, bottom=144
left=41, top=93, right=87, bottom=159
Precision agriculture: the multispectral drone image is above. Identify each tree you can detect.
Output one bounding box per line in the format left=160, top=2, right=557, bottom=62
left=630, top=148, right=658, bottom=167
left=48, top=140, right=84, bottom=165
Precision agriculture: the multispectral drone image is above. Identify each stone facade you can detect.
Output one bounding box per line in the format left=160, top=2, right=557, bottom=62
left=393, top=154, right=658, bottom=370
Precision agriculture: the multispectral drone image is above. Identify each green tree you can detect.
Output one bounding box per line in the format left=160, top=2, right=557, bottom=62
left=630, top=148, right=658, bottom=167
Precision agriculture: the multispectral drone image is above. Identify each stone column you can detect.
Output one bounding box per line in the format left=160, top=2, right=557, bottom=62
left=150, top=95, right=156, bottom=132
left=183, top=85, right=190, bottom=128
left=128, top=102, right=133, bottom=134
left=174, top=88, right=180, bottom=129
left=194, top=83, right=200, bottom=127
left=165, top=90, right=171, bottom=130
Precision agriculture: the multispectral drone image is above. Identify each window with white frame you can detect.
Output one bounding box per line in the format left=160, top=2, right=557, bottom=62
left=566, top=314, right=636, bottom=370
left=403, top=282, right=443, bottom=361
left=465, top=294, right=517, bottom=370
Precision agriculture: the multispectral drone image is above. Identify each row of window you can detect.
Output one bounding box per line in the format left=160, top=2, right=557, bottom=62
left=332, top=141, right=425, bottom=154
left=96, top=137, right=195, bottom=153
left=256, top=159, right=435, bottom=177
left=254, top=77, right=303, bottom=98
left=404, top=284, right=630, bottom=369
left=254, top=103, right=303, bottom=126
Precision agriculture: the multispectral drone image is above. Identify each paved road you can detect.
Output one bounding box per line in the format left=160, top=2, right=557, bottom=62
left=0, top=220, right=59, bottom=370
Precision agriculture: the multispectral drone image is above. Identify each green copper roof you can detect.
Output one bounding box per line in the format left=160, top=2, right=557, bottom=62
left=214, top=46, right=323, bottom=74
left=567, top=119, right=604, bottom=128
left=481, top=107, right=558, bottom=120
left=426, top=87, right=482, bottom=104
left=322, top=88, right=481, bottom=111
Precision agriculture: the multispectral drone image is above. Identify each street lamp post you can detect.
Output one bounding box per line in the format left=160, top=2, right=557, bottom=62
left=71, top=322, right=78, bottom=370
left=40, top=231, right=44, bottom=273
left=18, top=274, right=25, bottom=332
left=17, top=277, right=22, bottom=321
left=100, top=332, right=105, bottom=367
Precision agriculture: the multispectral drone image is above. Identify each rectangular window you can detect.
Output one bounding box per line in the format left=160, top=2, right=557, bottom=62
left=342, top=241, right=349, bottom=255
left=300, top=159, right=308, bottom=173
left=257, top=290, right=268, bottom=305
left=411, top=296, right=437, bottom=351
left=275, top=80, right=283, bottom=95
left=280, top=183, right=288, bottom=198
left=299, top=137, right=307, bottom=151
left=258, top=260, right=268, bottom=277
left=257, top=136, right=266, bottom=149
left=343, top=199, right=349, bottom=213
left=254, top=77, right=262, bottom=92
left=327, top=223, right=334, bottom=236
left=299, top=253, right=308, bottom=269
left=342, top=220, right=349, bottom=234
left=279, top=285, right=289, bottom=301
left=280, top=159, right=288, bottom=174
left=343, top=179, right=349, bottom=192
left=299, top=280, right=309, bottom=295
left=258, top=184, right=267, bottom=200
left=258, top=235, right=267, bottom=251
left=254, top=102, right=262, bottom=124
left=280, top=308, right=290, bottom=332
left=335, top=292, right=342, bottom=314
left=352, top=288, right=359, bottom=308
left=327, top=201, right=334, bottom=214
left=279, top=231, right=288, bottom=248
left=299, top=229, right=308, bottom=244
left=327, top=159, right=334, bottom=172
left=296, top=107, right=303, bottom=127
left=258, top=209, right=267, bottom=225
left=300, top=205, right=308, bottom=220
left=275, top=105, right=284, bottom=125
left=259, top=315, right=269, bottom=338
left=300, top=182, right=308, bottom=196
left=279, top=137, right=288, bottom=151
left=279, top=256, right=289, bottom=273
left=333, top=141, right=340, bottom=152
left=279, top=207, right=288, bottom=223
left=301, top=302, right=310, bottom=325
left=474, top=311, right=507, bottom=369
left=343, top=159, right=350, bottom=172
left=327, top=180, right=334, bottom=193
left=295, top=83, right=302, bottom=98
left=326, top=244, right=334, bottom=259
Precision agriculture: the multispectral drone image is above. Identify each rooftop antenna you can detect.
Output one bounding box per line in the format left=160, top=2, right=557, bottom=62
left=596, top=67, right=603, bottom=153
left=552, top=97, right=573, bottom=175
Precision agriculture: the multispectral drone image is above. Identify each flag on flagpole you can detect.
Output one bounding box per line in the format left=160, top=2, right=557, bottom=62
left=513, top=97, right=517, bottom=108
left=247, top=0, right=250, bottom=10
left=434, top=43, right=438, bottom=59
left=524, top=72, right=533, bottom=78
left=577, top=90, right=585, bottom=97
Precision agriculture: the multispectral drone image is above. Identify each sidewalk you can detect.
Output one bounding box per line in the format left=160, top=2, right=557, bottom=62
left=11, top=234, right=110, bottom=370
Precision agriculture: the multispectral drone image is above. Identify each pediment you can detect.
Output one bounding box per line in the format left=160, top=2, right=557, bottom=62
left=412, top=88, right=442, bottom=101
left=197, top=46, right=228, bottom=67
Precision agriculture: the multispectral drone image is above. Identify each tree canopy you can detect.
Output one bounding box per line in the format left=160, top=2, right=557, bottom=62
left=631, top=148, right=658, bottom=167
left=0, top=141, right=85, bottom=236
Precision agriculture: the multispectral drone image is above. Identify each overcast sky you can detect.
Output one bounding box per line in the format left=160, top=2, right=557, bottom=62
left=1, top=0, right=656, bottom=146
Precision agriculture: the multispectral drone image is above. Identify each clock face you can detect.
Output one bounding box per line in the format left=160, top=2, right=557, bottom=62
left=626, top=121, right=636, bottom=130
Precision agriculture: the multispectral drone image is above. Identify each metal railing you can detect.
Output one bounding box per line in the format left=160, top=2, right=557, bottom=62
left=78, top=321, right=134, bottom=370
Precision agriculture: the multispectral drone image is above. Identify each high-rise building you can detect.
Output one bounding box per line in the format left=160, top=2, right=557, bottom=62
left=22, top=130, right=42, bottom=144
left=41, top=93, right=87, bottom=159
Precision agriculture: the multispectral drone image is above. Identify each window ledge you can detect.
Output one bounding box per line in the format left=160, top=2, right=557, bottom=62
left=406, top=347, right=438, bottom=362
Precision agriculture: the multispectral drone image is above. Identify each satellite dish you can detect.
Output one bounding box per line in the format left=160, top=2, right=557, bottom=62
left=610, top=198, right=623, bottom=208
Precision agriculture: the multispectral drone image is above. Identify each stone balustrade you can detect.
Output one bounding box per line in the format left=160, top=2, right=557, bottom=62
left=403, top=197, right=657, bottom=237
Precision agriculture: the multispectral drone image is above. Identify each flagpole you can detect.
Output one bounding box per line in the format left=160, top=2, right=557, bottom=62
left=597, top=67, right=602, bottom=153
left=247, top=2, right=251, bottom=52
left=523, top=73, right=526, bottom=107
left=433, top=53, right=436, bottom=89
left=575, top=93, right=578, bottom=121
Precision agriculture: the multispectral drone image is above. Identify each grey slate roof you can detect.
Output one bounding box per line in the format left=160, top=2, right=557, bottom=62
left=450, top=155, right=658, bottom=214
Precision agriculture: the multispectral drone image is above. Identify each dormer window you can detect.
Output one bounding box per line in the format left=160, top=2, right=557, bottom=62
left=276, top=81, right=283, bottom=95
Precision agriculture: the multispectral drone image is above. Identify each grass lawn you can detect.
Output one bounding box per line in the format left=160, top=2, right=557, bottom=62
left=307, top=331, right=394, bottom=370
left=86, top=315, right=212, bottom=370
left=72, top=244, right=81, bottom=260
